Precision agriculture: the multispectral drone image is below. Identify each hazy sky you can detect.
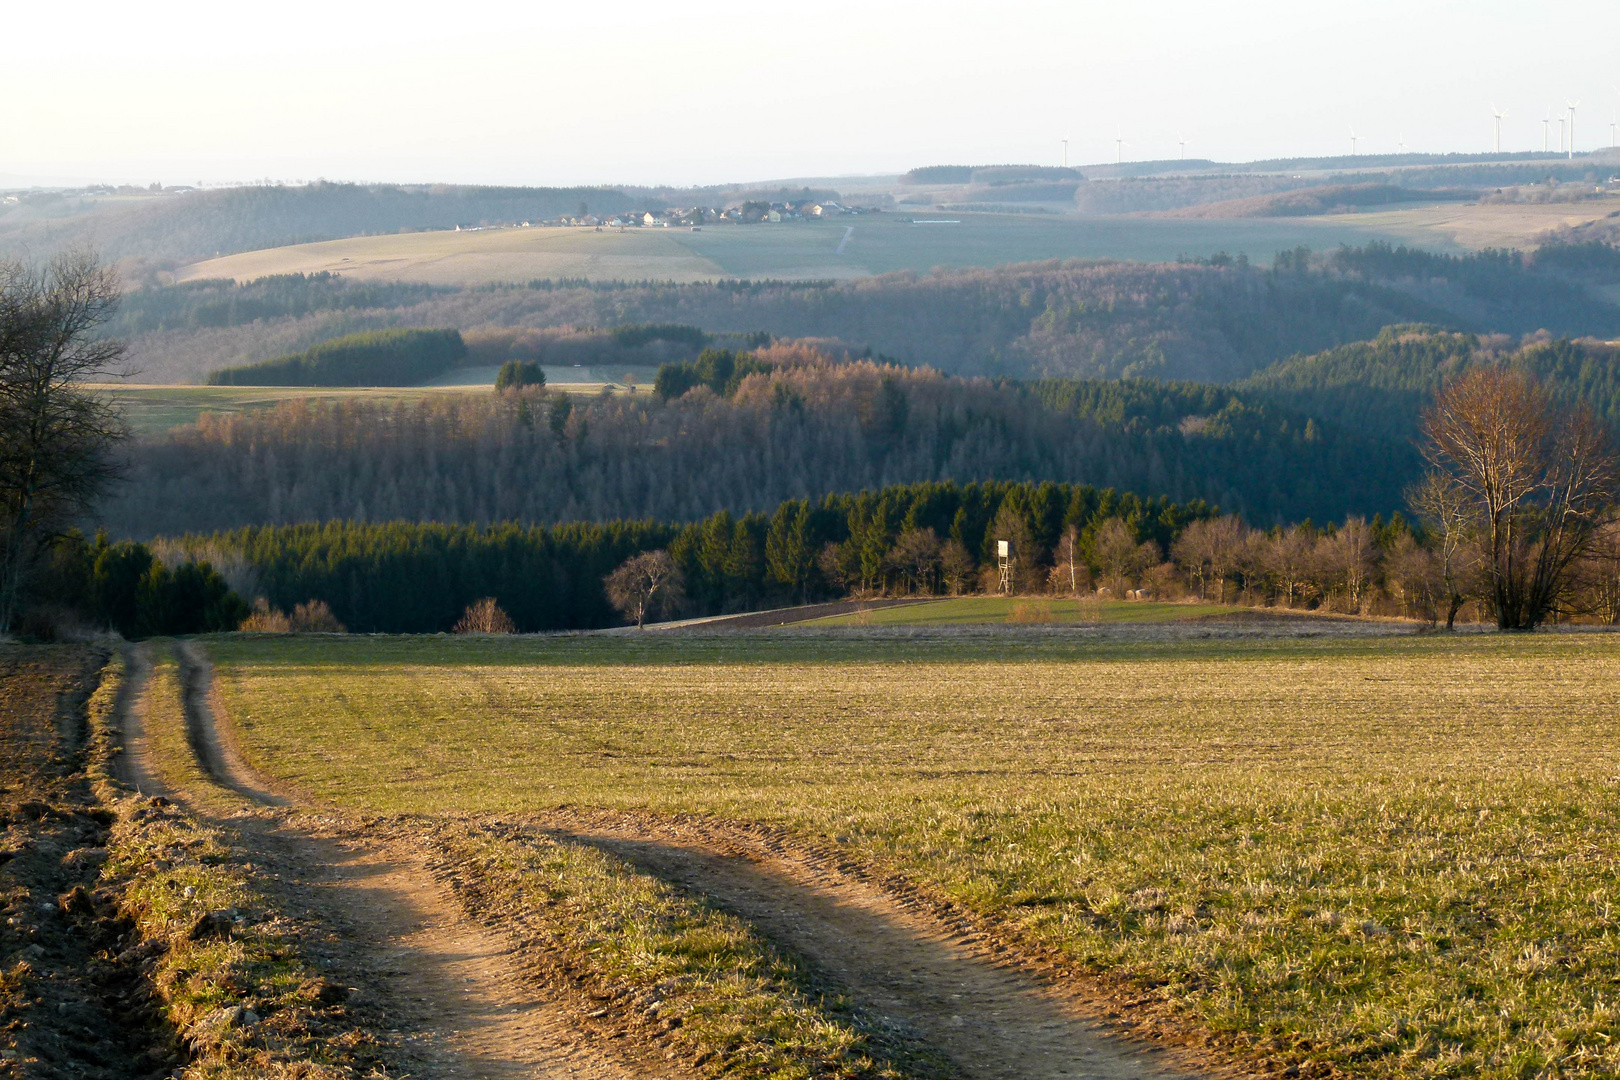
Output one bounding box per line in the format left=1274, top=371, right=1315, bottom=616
left=5, top=0, right=1617, bottom=187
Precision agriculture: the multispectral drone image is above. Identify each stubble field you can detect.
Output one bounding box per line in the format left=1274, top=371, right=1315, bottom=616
left=205, top=628, right=1620, bottom=1079
left=176, top=212, right=1458, bottom=288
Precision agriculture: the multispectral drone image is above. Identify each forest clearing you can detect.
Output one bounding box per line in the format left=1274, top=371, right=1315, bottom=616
left=87, top=377, right=643, bottom=437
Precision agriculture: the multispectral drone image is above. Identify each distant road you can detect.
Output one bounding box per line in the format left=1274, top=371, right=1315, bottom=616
left=836, top=225, right=854, bottom=254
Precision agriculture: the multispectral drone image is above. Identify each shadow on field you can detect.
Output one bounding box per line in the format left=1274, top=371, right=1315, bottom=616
left=210, top=615, right=1429, bottom=672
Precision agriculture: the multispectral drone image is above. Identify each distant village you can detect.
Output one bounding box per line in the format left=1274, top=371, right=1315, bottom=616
left=476, top=199, right=880, bottom=232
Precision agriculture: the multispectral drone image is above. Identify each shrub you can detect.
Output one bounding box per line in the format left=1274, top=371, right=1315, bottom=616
left=289, top=600, right=345, bottom=633
left=453, top=597, right=517, bottom=634
left=239, top=598, right=292, bottom=633
left=1006, top=600, right=1054, bottom=623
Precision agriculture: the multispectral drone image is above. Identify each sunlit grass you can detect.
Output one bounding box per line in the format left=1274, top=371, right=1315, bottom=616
left=813, top=597, right=1230, bottom=626
left=207, top=630, right=1620, bottom=1079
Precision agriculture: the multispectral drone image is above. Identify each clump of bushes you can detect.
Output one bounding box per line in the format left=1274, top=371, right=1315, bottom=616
left=238, top=598, right=346, bottom=633
left=452, top=597, right=517, bottom=634
left=495, top=360, right=545, bottom=391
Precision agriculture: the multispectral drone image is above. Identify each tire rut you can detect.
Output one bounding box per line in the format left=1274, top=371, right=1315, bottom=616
left=133, top=642, right=660, bottom=1080
left=112, top=642, right=163, bottom=797
left=529, top=815, right=1213, bottom=1080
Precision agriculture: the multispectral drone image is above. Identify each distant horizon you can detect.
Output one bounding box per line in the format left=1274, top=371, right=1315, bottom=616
left=6, top=0, right=1617, bottom=189
left=6, top=147, right=1616, bottom=195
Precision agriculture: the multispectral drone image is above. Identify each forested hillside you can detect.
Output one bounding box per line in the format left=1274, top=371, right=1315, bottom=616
left=1244, top=327, right=1620, bottom=441
left=95, top=330, right=1620, bottom=542
left=100, top=351, right=1400, bottom=538
left=116, top=243, right=1620, bottom=384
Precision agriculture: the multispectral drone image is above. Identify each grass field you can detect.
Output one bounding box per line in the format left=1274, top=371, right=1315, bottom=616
left=1317, top=197, right=1620, bottom=252
left=207, top=629, right=1620, bottom=1079
left=177, top=211, right=1463, bottom=288
left=87, top=379, right=641, bottom=435
left=813, top=597, right=1230, bottom=626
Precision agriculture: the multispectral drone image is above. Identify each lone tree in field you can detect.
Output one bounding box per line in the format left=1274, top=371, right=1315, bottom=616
left=0, top=253, right=128, bottom=633
left=604, top=549, right=683, bottom=629
left=1420, top=367, right=1615, bottom=630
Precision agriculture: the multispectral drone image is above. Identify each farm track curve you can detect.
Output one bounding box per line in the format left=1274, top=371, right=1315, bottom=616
left=122, top=642, right=665, bottom=1080
left=156, top=640, right=1225, bottom=1080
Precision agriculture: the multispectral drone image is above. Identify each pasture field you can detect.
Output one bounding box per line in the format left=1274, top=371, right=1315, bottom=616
left=177, top=211, right=1454, bottom=288
left=208, top=629, right=1620, bottom=1079
left=1317, top=196, right=1620, bottom=253
left=88, top=378, right=637, bottom=436
left=813, top=597, right=1231, bottom=626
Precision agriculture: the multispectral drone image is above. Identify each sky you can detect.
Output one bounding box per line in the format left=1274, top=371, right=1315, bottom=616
left=4, top=0, right=1618, bottom=188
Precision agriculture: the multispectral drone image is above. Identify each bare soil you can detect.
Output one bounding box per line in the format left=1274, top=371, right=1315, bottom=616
left=0, top=644, right=180, bottom=1080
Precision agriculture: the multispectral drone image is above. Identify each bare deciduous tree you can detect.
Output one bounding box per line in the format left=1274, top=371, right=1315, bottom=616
left=453, top=597, right=517, bottom=634
left=604, top=549, right=684, bottom=629
left=1172, top=516, right=1246, bottom=602
left=885, top=528, right=942, bottom=595
left=1571, top=521, right=1620, bottom=625
left=0, top=252, right=129, bottom=633
left=1316, top=517, right=1378, bottom=613
left=1421, top=368, right=1615, bottom=629
left=1384, top=533, right=1440, bottom=623
left=939, top=539, right=975, bottom=596
left=1257, top=525, right=1315, bottom=609
left=1090, top=517, right=1147, bottom=596
left=1409, top=471, right=1474, bottom=630
left=1051, top=525, right=1084, bottom=596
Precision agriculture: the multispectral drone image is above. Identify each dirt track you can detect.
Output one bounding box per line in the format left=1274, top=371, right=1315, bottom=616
left=135, top=641, right=1220, bottom=1080
left=124, top=643, right=658, bottom=1080
left=535, top=815, right=1202, bottom=1080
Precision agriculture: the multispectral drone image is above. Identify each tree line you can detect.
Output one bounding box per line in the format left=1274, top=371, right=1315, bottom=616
left=207, top=327, right=468, bottom=386
left=144, top=478, right=1207, bottom=634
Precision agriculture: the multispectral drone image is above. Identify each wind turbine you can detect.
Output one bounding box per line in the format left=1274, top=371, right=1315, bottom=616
left=1178, top=132, right=1187, bottom=160
left=1061, top=139, right=1068, bottom=168
left=1543, top=112, right=1551, bottom=153
left=1567, top=101, right=1580, bottom=158
left=1115, top=130, right=1125, bottom=165
left=1349, top=127, right=1358, bottom=156
left=1491, top=105, right=1505, bottom=153
left=1558, top=114, right=1566, bottom=154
